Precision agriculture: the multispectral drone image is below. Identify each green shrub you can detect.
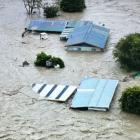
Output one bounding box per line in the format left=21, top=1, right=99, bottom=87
left=51, top=57, right=65, bottom=68
left=43, top=5, right=59, bottom=18
left=120, top=86, right=140, bottom=115
left=34, top=52, right=51, bottom=67
left=113, top=33, right=140, bottom=70
left=60, top=0, right=86, bottom=12
left=34, top=52, right=65, bottom=68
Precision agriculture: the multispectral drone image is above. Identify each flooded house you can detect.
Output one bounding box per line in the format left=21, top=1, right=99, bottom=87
left=65, top=22, right=109, bottom=52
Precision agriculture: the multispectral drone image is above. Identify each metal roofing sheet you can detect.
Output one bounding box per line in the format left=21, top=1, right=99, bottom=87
left=27, top=20, right=67, bottom=32
left=71, top=77, right=118, bottom=111
left=66, top=23, right=109, bottom=49
left=66, top=20, right=91, bottom=28
left=60, top=28, right=74, bottom=40
left=32, top=83, right=77, bottom=102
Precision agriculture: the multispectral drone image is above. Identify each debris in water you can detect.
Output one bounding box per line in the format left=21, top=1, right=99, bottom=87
left=40, top=32, right=48, bottom=40
left=22, top=61, right=30, bottom=67
left=92, top=70, right=98, bottom=74
left=122, top=76, right=129, bottom=82
left=21, top=41, right=28, bottom=44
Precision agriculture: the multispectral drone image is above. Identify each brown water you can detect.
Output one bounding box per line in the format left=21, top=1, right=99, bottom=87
left=0, top=0, right=140, bottom=139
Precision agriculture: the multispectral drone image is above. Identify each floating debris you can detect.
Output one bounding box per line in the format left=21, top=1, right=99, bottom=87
left=22, top=61, right=30, bottom=67
left=40, top=32, right=48, bottom=40
left=122, top=76, right=129, bottom=82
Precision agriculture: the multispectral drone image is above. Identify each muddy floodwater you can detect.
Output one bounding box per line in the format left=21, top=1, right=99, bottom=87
left=0, top=0, right=140, bottom=139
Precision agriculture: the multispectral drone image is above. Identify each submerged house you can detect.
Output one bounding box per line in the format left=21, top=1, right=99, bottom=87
left=60, top=20, right=91, bottom=40
left=25, top=19, right=110, bottom=52
left=65, top=22, right=110, bottom=52
left=26, top=19, right=67, bottom=33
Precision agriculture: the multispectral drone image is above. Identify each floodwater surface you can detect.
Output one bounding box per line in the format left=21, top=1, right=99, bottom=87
left=0, top=0, right=140, bottom=139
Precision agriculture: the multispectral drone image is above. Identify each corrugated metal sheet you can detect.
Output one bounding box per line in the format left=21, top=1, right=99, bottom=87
left=71, top=77, right=118, bottom=111
left=66, top=20, right=91, bottom=28
left=60, top=28, right=74, bottom=40
left=32, top=83, right=77, bottom=102
left=66, top=23, right=109, bottom=49
left=60, top=21, right=91, bottom=40
left=26, top=20, right=67, bottom=33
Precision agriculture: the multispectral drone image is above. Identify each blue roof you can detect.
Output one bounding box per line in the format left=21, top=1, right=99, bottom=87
left=26, top=19, right=67, bottom=32
left=71, top=77, right=118, bottom=111
left=66, top=20, right=92, bottom=28
left=66, top=23, right=110, bottom=49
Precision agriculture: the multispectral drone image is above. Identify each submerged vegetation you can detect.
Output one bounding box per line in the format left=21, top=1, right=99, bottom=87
left=23, top=0, right=86, bottom=15
left=34, top=52, right=65, bottom=68
left=23, top=0, right=42, bottom=14
left=120, top=86, right=140, bottom=115
left=113, top=33, right=140, bottom=71
left=43, top=1, right=60, bottom=18
left=43, top=5, right=59, bottom=18
left=60, top=0, right=86, bottom=12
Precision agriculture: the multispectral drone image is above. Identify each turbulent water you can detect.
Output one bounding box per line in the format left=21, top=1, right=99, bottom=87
left=0, top=0, right=140, bottom=139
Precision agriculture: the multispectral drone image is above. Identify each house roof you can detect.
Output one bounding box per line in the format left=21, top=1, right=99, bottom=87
left=26, top=19, right=67, bottom=33
left=32, top=83, right=77, bottom=102
left=66, top=20, right=92, bottom=28
left=71, top=77, right=118, bottom=111
left=65, top=23, right=110, bottom=49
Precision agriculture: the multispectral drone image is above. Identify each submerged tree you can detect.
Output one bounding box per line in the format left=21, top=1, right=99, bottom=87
left=34, top=52, right=65, bottom=68
left=120, top=86, right=140, bottom=115
left=43, top=2, right=59, bottom=18
left=23, top=0, right=42, bottom=14
left=113, top=33, right=140, bottom=70
left=60, top=0, right=86, bottom=12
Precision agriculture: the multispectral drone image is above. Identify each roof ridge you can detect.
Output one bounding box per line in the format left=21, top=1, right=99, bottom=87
left=84, top=23, right=94, bottom=43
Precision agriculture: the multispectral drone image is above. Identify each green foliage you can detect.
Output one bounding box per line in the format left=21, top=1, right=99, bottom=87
left=34, top=52, right=65, bottom=68
left=60, top=0, right=86, bottom=12
left=120, top=86, right=140, bottom=115
left=51, top=57, right=65, bottom=68
left=34, top=52, right=51, bottom=67
left=113, top=33, right=140, bottom=70
left=43, top=5, right=59, bottom=18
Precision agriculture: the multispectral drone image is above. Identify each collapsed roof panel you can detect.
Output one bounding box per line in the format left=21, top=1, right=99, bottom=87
left=71, top=77, right=118, bottom=111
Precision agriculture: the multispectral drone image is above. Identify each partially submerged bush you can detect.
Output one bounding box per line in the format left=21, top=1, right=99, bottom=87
left=34, top=52, right=65, bottom=68
left=113, top=33, right=140, bottom=70
left=60, top=0, right=86, bottom=12
left=43, top=4, right=59, bottom=18
left=34, top=52, right=51, bottom=67
left=51, top=57, right=65, bottom=68
left=120, top=86, right=140, bottom=115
